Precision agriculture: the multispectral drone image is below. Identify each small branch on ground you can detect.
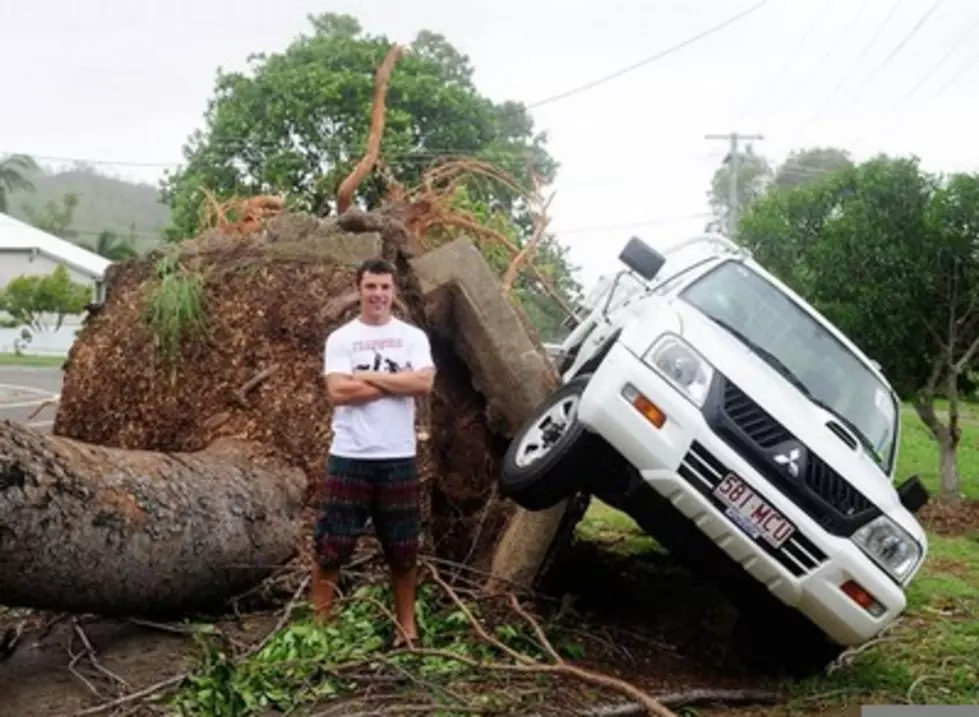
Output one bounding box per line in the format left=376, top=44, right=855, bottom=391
left=574, top=689, right=779, bottom=717
left=27, top=398, right=59, bottom=421
left=0, top=618, right=28, bottom=662
left=71, top=618, right=131, bottom=690
left=419, top=560, right=680, bottom=717
left=75, top=576, right=311, bottom=716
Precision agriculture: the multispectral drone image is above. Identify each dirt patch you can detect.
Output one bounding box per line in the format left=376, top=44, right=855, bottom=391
left=919, top=498, right=979, bottom=537
left=0, top=611, right=279, bottom=717
left=536, top=539, right=781, bottom=701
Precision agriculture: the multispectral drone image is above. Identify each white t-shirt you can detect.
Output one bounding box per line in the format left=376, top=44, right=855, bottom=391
left=323, top=317, right=435, bottom=459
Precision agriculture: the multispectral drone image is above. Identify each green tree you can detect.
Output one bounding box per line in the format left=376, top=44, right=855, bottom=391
left=77, top=229, right=139, bottom=261
left=160, top=13, right=556, bottom=236
left=22, top=192, right=79, bottom=239
left=706, top=144, right=772, bottom=234
left=0, top=154, right=38, bottom=214
left=739, top=154, right=979, bottom=502
left=0, top=265, right=93, bottom=333
left=160, top=12, right=577, bottom=337
left=772, top=147, right=854, bottom=192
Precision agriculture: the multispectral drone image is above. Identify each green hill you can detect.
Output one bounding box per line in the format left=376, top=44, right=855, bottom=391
left=7, top=163, right=171, bottom=252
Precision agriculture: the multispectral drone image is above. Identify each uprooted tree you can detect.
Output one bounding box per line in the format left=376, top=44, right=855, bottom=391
left=0, top=36, right=587, bottom=619
left=738, top=154, right=979, bottom=503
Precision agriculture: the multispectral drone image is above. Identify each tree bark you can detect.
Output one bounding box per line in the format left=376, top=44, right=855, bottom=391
left=0, top=422, right=307, bottom=617
left=938, top=439, right=962, bottom=503
left=914, top=355, right=963, bottom=504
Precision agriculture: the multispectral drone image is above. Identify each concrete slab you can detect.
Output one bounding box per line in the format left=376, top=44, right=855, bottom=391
left=409, top=237, right=559, bottom=438
left=410, top=237, right=573, bottom=591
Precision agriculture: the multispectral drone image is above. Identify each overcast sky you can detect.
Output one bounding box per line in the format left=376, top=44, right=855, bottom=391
left=2, top=0, right=977, bottom=287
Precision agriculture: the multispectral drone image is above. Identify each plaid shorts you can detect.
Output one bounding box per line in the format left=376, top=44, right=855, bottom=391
left=313, top=454, right=422, bottom=572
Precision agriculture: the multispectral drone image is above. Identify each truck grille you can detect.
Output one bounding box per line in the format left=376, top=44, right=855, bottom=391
left=678, top=441, right=829, bottom=578
left=704, top=375, right=879, bottom=536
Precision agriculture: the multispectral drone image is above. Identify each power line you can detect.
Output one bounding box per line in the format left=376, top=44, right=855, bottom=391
left=526, top=0, right=770, bottom=109
left=833, top=0, right=944, bottom=112
left=849, top=9, right=979, bottom=145
left=797, top=0, right=905, bottom=129
left=757, top=0, right=873, bottom=124
left=730, top=0, right=830, bottom=129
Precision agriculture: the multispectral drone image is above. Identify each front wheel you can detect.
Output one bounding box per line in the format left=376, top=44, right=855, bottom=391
left=500, top=374, right=598, bottom=511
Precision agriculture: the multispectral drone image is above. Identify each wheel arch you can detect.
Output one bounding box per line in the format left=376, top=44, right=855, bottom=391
left=570, top=329, right=621, bottom=379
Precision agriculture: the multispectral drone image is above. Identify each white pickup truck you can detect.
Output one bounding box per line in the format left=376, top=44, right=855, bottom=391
left=501, top=234, right=931, bottom=676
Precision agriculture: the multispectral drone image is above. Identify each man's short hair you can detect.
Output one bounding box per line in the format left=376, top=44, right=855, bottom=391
left=356, top=257, right=397, bottom=286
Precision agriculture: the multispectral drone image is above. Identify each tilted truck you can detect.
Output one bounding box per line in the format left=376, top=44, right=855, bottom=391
left=500, top=234, right=930, bottom=676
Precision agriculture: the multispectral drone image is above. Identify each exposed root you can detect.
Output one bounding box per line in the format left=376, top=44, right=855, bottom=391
left=336, top=43, right=405, bottom=215
left=501, top=165, right=555, bottom=294
left=197, top=189, right=286, bottom=236
left=232, top=363, right=279, bottom=408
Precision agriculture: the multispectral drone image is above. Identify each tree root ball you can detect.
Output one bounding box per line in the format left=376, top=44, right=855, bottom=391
left=53, top=211, right=518, bottom=574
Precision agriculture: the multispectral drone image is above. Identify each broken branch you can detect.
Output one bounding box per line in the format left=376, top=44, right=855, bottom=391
left=421, top=560, right=679, bottom=717
left=337, top=44, right=405, bottom=214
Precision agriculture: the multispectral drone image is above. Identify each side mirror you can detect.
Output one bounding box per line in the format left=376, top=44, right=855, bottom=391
left=896, top=474, right=929, bottom=514
left=619, top=236, right=666, bottom=281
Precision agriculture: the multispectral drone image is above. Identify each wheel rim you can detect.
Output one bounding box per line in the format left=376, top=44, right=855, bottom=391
left=513, top=394, right=580, bottom=468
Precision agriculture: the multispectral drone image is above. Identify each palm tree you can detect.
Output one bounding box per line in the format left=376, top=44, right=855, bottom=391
left=0, top=154, right=39, bottom=213
left=77, top=229, right=139, bottom=261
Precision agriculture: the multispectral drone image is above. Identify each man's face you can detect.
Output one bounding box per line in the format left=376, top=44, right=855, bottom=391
left=359, top=270, right=395, bottom=322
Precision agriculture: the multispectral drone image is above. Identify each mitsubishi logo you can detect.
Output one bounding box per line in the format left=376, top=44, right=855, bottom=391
left=773, top=445, right=802, bottom=477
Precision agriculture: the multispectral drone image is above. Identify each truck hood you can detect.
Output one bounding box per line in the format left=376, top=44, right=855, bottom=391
left=664, top=300, right=924, bottom=541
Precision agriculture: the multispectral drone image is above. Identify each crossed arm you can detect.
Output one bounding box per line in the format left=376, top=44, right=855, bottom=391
left=325, top=368, right=435, bottom=406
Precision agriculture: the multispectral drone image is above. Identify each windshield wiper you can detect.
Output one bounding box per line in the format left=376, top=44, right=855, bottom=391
left=708, top=316, right=811, bottom=395
left=708, top=315, right=882, bottom=464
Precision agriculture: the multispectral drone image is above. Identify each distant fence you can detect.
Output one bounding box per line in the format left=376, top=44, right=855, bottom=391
left=0, top=315, right=85, bottom=357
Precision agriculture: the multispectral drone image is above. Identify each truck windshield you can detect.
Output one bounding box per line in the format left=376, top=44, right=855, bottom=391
left=679, top=259, right=899, bottom=475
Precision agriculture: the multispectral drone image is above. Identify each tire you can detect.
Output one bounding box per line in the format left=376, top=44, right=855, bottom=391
left=500, top=374, right=598, bottom=511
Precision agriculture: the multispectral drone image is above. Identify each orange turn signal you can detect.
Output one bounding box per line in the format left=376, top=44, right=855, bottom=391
left=841, top=579, right=885, bottom=617
left=621, top=384, right=666, bottom=428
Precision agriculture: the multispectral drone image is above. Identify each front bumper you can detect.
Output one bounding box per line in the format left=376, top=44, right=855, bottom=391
left=576, top=341, right=907, bottom=646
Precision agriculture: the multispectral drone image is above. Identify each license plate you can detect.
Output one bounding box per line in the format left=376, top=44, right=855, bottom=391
left=713, top=472, right=795, bottom=548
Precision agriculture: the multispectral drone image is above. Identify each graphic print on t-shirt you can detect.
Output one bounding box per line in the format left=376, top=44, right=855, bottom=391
left=324, top=317, right=435, bottom=460
left=351, top=337, right=414, bottom=374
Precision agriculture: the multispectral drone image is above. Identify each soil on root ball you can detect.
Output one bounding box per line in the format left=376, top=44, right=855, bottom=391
left=53, top=210, right=514, bottom=571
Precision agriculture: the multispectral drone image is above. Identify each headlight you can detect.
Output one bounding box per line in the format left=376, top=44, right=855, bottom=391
left=851, top=515, right=923, bottom=583
left=643, top=335, right=714, bottom=407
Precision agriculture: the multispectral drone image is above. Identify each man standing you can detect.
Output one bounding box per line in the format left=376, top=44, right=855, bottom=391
left=314, top=257, right=435, bottom=646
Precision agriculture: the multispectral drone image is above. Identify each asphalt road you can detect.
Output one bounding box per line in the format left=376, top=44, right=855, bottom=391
left=0, top=367, right=62, bottom=433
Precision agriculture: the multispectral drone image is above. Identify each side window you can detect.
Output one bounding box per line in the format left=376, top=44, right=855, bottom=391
left=651, top=272, right=688, bottom=297
left=606, top=273, right=646, bottom=314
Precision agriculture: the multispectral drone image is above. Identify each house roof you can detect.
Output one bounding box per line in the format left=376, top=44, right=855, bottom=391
left=0, top=212, right=111, bottom=280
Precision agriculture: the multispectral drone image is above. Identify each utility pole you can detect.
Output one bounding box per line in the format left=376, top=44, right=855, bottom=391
left=705, top=132, right=764, bottom=237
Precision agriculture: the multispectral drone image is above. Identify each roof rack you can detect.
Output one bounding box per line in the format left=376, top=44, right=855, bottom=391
left=661, top=232, right=753, bottom=261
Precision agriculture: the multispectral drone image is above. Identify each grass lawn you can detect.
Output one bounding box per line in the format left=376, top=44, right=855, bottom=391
left=0, top=353, right=65, bottom=368
left=575, top=402, right=979, bottom=710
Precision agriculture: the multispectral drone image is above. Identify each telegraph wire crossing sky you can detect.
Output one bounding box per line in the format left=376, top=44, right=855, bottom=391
left=1, top=0, right=977, bottom=289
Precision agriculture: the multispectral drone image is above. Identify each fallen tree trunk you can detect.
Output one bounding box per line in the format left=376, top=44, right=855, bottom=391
left=0, top=421, right=306, bottom=617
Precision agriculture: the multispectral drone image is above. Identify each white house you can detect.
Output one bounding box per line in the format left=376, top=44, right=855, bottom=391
left=0, top=212, right=112, bottom=355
